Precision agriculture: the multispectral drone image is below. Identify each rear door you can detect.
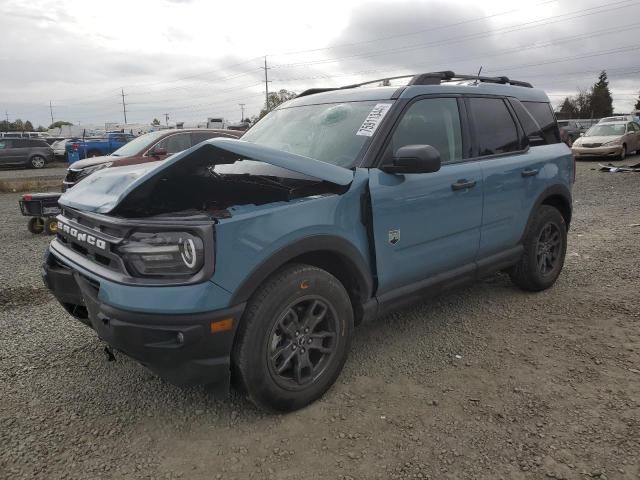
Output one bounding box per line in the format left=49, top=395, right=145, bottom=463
left=368, top=96, right=483, bottom=295
left=470, top=97, right=558, bottom=260
left=0, top=139, right=17, bottom=164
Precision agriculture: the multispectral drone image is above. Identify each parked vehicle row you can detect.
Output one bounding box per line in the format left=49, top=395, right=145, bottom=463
left=43, top=70, right=574, bottom=411
left=65, top=132, right=136, bottom=161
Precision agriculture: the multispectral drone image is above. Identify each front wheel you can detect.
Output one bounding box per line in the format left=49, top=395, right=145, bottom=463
left=232, top=264, right=353, bottom=411
left=29, top=155, right=46, bottom=169
left=618, top=144, right=626, bottom=161
left=509, top=205, right=567, bottom=292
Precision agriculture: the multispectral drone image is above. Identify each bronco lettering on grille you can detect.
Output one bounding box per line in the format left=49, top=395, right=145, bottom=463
left=57, top=221, right=107, bottom=250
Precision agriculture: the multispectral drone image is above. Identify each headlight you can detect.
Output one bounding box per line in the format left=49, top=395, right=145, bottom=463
left=116, top=231, right=204, bottom=278
left=77, top=162, right=113, bottom=180
left=602, top=140, right=620, bottom=146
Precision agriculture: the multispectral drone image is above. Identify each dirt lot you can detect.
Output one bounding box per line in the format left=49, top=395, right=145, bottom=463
left=1, top=156, right=639, bottom=480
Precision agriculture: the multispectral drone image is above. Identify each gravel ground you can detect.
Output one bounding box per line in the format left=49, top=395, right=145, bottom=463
left=0, top=164, right=67, bottom=180
left=1, top=155, right=640, bottom=480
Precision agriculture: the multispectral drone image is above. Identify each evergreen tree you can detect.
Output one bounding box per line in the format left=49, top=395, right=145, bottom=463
left=590, top=71, right=613, bottom=118
left=634, top=92, right=640, bottom=111
left=24, top=120, right=34, bottom=131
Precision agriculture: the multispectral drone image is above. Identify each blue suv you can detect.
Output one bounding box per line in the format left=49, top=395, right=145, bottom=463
left=43, top=71, right=574, bottom=411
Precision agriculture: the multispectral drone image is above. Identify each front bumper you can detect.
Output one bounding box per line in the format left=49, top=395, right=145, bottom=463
left=572, top=145, right=622, bottom=158
left=42, top=248, right=244, bottom=392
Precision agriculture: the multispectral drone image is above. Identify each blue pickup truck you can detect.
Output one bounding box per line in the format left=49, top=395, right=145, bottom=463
left=66, top=132, right=135, bottom=161
left=43, top=71, right=573, bottom=411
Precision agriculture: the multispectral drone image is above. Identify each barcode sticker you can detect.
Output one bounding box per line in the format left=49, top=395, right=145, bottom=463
left=356, top=103, right=393, bottom=137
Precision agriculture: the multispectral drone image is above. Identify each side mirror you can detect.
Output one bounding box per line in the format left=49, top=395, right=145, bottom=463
left=383, top=145, right=441, bottom=174
left=150, top=147, right=168, bottom=157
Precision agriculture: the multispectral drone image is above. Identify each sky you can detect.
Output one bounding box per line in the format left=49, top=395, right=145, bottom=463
left=1, top=0, right=639, bottom=128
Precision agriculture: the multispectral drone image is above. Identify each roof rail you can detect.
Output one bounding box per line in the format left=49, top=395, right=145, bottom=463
left=295, top=70, right=533, bottom=98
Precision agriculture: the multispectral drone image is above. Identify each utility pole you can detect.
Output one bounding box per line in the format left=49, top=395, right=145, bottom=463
left=49, top=100, right=54, bottom=124
left=164, top=113, right=169, bottom=126
left=239, top=103, right=245, bottom=121
left=120, top=88, right=128, bottom=124
left=4, top=111, right=8, bottom=132
left=263, top=56, right=271, bottom=113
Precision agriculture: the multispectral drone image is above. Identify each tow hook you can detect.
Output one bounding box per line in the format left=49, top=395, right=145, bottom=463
left=104, top=345, right=116, bottom=362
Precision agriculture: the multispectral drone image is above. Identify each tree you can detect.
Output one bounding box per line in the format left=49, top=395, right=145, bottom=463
left=634, top=92, right=640, bottom=111
left=558, top=97, right=578, bottom=118
left=49, top=120, right=73, bottom=129
left=13, top=119, right=24, bottom=131
left=254, top=89, right=297, bottom=121
left=590, top=71, right=613, bottom=118
left=151, top=118, right=161, bottom=126
left=36, top=125, right=47, bottom=132
left=24, top=120, right=34, bottom=131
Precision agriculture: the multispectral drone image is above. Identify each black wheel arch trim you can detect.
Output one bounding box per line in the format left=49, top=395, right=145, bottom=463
left=229, top=235, right=374, bottom=306
left=520, top=184, right=572, bottom=243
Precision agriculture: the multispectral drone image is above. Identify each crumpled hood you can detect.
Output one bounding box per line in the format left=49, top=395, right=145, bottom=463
left=59, top=138, right=354, bottom=213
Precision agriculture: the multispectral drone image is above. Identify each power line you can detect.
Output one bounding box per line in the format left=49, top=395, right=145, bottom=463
left=270, top=0, right=637, bottom=69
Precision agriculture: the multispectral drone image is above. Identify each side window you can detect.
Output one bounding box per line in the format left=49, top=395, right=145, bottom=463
left=191, top=132, right=217, bottom=146
left=13, top=139, right=27, bottom=148
left=384, top=97, right=462, bottom=164
left=155, top=133, right=192, bottom=154
left=468, top=97, right=520, bottom=156
left=0, top=140, right=9, bottom=149
left=522, top=101, right=561, bottom=144
left=632, top=122, right=640, bottom=132
left=509, top=99, right=545, bottom=147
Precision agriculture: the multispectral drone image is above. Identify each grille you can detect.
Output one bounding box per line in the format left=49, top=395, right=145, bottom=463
left=582, top=143, right=602, bottom=148
left=56, top=209, right=130, bottom=274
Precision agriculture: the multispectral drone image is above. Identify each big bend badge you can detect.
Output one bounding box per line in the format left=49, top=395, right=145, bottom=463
left=388, top=229, right=400, bottom=245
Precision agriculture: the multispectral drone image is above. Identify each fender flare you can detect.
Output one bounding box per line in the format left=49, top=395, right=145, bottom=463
left=520, top=184, right=573, bottom=242
left=229, top=235, right=374, bottom=305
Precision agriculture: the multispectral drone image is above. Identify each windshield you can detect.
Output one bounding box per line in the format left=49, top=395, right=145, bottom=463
left=110, top=130, right=166, bottom=157
left=241, top=101, right=393, bottom=167
left=586, top=124, right=625, bottom=137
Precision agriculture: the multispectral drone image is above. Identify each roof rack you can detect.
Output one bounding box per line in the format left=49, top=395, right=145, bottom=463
left=295, top=70, right=532, bottom=98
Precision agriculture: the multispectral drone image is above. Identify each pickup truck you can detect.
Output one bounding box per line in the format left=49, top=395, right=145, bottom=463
left=65, top=133, right=135, bottom=161
left=43, top=70, right=573, bottom=411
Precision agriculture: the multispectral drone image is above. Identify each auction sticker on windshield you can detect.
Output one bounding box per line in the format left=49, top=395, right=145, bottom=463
left=356, top=103, right=393, bottom=137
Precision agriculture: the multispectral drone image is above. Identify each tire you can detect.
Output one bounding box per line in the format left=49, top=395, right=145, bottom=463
left=27, top=217, right=45, bottom=234
left=44, top=217, right=58, bottom=235
left=29, top=155, right=46, bottom=169
left=232, top=264, right=354, bottom=412
left=618, top=144, right=626, bottom=161
left=87, top=150, right=101, bottom=158
left=509, top=205, right=567, bottom=292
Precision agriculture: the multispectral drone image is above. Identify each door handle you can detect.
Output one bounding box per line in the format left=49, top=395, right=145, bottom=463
left=451, top=179, right=477, bottom=191
left=521, top=168, right=539, bottom=177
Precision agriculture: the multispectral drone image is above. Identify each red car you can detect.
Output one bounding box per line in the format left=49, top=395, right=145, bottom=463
left=63, top=128, right=243, bottom=190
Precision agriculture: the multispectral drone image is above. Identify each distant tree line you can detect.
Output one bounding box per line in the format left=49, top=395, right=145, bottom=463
left=557, top=71, right=616, bottom=119
left=0, top=119, right=75, bottom=132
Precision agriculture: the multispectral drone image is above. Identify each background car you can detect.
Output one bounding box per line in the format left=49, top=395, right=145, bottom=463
left=0, top=138, right=54, bottom=169
left=558, top=120, right=587, bottom=146
left=51, top=138, right=79, bottom=160
left=63, top=128, right=243, bottom=189
left=598, top=115, right=637, bottom=124
left=571, top=121, right=640, bottom=160
left=65, top=132, right=135, bottom=161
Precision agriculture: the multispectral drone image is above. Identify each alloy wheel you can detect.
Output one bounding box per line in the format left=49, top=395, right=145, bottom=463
left=536, top=222, right=562, bottom=276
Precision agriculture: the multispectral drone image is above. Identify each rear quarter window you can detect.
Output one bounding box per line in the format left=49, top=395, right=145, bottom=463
left=522, top=101, right=561, bottom=144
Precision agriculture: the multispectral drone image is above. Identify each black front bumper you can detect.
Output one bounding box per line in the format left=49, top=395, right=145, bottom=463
left=43, top=251, right=244, bottom=392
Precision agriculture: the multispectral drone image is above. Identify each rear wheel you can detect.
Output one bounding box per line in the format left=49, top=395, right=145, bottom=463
left=87, top=150, right=101, bottom=158
left=509, top=205, right=567, bottom=292
left=29, top=155, right=46, bottom=169
left=27, top=217, right=45, bottom=234
left=232, top=264, right=353, bottom=411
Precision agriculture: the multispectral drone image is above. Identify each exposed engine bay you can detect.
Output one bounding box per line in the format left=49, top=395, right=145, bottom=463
left=113, top=161, right=342, bottom=219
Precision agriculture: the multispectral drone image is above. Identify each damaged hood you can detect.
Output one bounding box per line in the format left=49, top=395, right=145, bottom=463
left=59, top=138, right=354, bottom=213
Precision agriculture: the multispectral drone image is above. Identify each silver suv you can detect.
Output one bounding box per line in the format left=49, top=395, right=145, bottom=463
left=0, top=138, right=54, bottom=169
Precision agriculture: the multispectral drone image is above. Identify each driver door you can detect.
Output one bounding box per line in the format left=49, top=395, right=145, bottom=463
left=368, top=97, right=483, bottom=296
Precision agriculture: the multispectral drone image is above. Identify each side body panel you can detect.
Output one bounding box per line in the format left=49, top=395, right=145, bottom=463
left=211, top=169, right=372, bottom=298
left=479, top=143, right=572, bottom=257
left=368, top=162, right=483, bottom=295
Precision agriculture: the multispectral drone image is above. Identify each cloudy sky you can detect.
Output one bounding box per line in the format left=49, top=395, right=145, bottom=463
left=1, top=0, right=639, bottom=128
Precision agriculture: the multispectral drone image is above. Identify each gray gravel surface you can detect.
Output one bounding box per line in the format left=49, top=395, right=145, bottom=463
left=0, top=164, right=67, bottom=180
left=1, top=155, right=640, bottom=479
